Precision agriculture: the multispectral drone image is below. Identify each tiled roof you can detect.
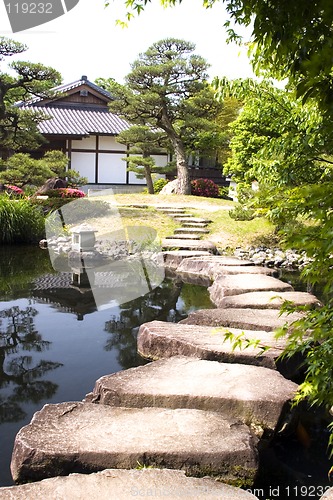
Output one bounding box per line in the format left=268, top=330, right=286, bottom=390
left=28, top=104, right=130, bottom=136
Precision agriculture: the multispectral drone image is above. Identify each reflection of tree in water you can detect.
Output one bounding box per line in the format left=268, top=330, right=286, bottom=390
left=0, top=306, right=63, bottom=424
left=104, top=278, right=184, bottom=370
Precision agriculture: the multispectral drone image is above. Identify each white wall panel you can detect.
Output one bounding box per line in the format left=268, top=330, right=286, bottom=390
left=128, top=171, right=146, bottom=184
left=99, top=136, right=126, bottom=151
left=72, top=136, right=96, bottom=150
left=71, top=152, right=95, bottom=183
left=98, top=153, right=126, bottom=183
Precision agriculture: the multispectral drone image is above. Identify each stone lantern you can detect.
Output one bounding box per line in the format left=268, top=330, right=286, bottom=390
left=70, top=224, right=97, bottom=252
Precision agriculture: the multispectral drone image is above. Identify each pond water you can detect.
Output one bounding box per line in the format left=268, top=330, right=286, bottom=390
left=0, top=247, right=332, bottom=498
left=0, top=246, right=214, bottom=487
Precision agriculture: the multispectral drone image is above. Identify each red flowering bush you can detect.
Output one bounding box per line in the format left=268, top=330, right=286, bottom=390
left=191, top=178, right=219, bottom=198
left=46, top=188, right=86, bottom=198
left=5, top=185, right=24, bottom=196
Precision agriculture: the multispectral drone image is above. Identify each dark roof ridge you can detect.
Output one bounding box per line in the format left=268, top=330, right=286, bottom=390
left=21, top=75, right=112, bottom=106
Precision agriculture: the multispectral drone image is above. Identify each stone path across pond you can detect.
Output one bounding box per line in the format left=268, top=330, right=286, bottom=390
left=11, top=403, right=259, bottom=485
left=1, top=469, right=261, bottom=500
left=6, top=204, right=326, bottom=499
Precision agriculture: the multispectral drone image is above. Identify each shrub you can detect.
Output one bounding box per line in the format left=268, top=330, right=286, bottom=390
left=229, top=204, right=255, bottom=221
left=0, top=198, right=45, bottom=244
left=2, top=185, right=24, bottom=197
left=191, top=178, right=220, bottom=198
left=153, top=178, right=169, bottom=193
left=45, top=188, right=86, bottom=198
left=30, top=196, right=110, bottom=219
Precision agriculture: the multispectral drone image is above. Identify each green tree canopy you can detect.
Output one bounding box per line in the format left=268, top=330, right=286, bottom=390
left=103, top=38, right=215, bottom=194
left=116, top=125, right=171, bottom=194
left=0, top=36, right=61, bottom=153
left=113, top=0, right=333, bottom=114
left=222, top=79, right=332, bottom=189
left=0, top=150, right=86, bottom=188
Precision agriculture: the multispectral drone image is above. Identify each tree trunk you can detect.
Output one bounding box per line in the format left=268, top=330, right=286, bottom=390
left=158, top=111, right=191, bottom=195
left=171, top=136, right=191, bottom=195
left=144, top=163, right=154, bottom=194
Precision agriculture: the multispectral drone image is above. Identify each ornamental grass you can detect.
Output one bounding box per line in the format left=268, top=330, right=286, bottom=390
left=0, top=197, right=45, bottom=244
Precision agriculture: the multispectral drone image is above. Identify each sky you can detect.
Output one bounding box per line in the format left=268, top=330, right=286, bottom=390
left=0, top=0, right=255, bottom=85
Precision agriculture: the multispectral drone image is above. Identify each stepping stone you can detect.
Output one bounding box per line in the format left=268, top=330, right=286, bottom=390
left=182, top=221, right=210, bottom=228
left=175, top=256, right=278, bottom=280
left=219, top=291, right=322, bottom=309
left=155, top=207, right=185, bottom=212
left=137, top=320, right=287, bottom=370
left=165, top=233, right=201, bottom=240
left=162, top=239, right=217, bottom=253
left=171, top=213, right=194, bottom=218
left=163, top=251, right=212, bottom=269
left=178, top=217, right=212, bottom=224
left=86, top=356, right=297, bottom=434
left=174, top=227, right=209, bottom=234
left=11, top=403, right=259, bottom=486
left=178, top=256, right=255, bottom=265
left=0, top=468, right=261, bottom=499
left=208, top=274, right=293, bottom=306
left=156, top=207, right=185, bottom=213
left=180, top=308, right=304, bottom=332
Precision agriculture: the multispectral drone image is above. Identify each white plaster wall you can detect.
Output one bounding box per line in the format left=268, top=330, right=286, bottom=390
left=71, top=152, right=95, bottom=183
left=128, top=154, right=168, bottom=184
left=128, top=171, right=146, bottom=184
left=99, top=136, right=126, bottom=151
left=98, top=153, right=126, bottom=183
left=71, top=136, right=96, bottom=150
left=152, top=154, right=168, bottom=167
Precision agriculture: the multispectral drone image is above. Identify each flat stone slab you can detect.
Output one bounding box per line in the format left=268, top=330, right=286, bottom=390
left=11, top=403, right=258, bottom=485
left=175, top=256, right=278, bottom=280
left=0, top=468, right=260, bottom=499
left=163, top=251, right=212, bottom=269
left=209, top=274, right=293, bottom=306
left=181, top=221, right=209, bottom=227
left=177, top=217, right=212, bottom=224
left=162, top=239, right=217, bottom=253
left=165, top=233, right=202, bottom=240
left=137, top=320, right=287, bottom=370
left=219, top=291, right=322, bottom=309
left=180, top=308, right=304, bottom=331
left=174, top=227, right=209, bottom=234
left=86, top=356, right=297, bottom=433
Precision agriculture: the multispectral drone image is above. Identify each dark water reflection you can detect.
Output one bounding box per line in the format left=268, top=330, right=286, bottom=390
left=0, top=246, right=214, bottom=486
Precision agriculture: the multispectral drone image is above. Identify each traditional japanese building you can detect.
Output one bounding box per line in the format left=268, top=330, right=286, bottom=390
left=23, top=75, right=169, bottom=192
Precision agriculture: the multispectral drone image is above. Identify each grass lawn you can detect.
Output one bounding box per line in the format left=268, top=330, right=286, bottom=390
left=85, top=193, right=276, bottom=251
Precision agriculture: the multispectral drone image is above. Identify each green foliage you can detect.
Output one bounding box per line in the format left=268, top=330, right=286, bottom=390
left=0, top=151, right=87, bottom=189
left=0, top=36, right=61, bottom=152
left=31, top=197, right=110, bottom=220
left=221, top=329, right=271, bottom=355
left=0, top=197, right=45, bottom=244
left=229, top=204, right=255, bottom=221
left=115, top=1, right=333, bottom=116
left=153, top=178, right=168, bottom=193
left=219, top=79, right=329, bottom=189
left=117, top=125, right=171, bottom=193
left=103, top=38, right=216, bottom=194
